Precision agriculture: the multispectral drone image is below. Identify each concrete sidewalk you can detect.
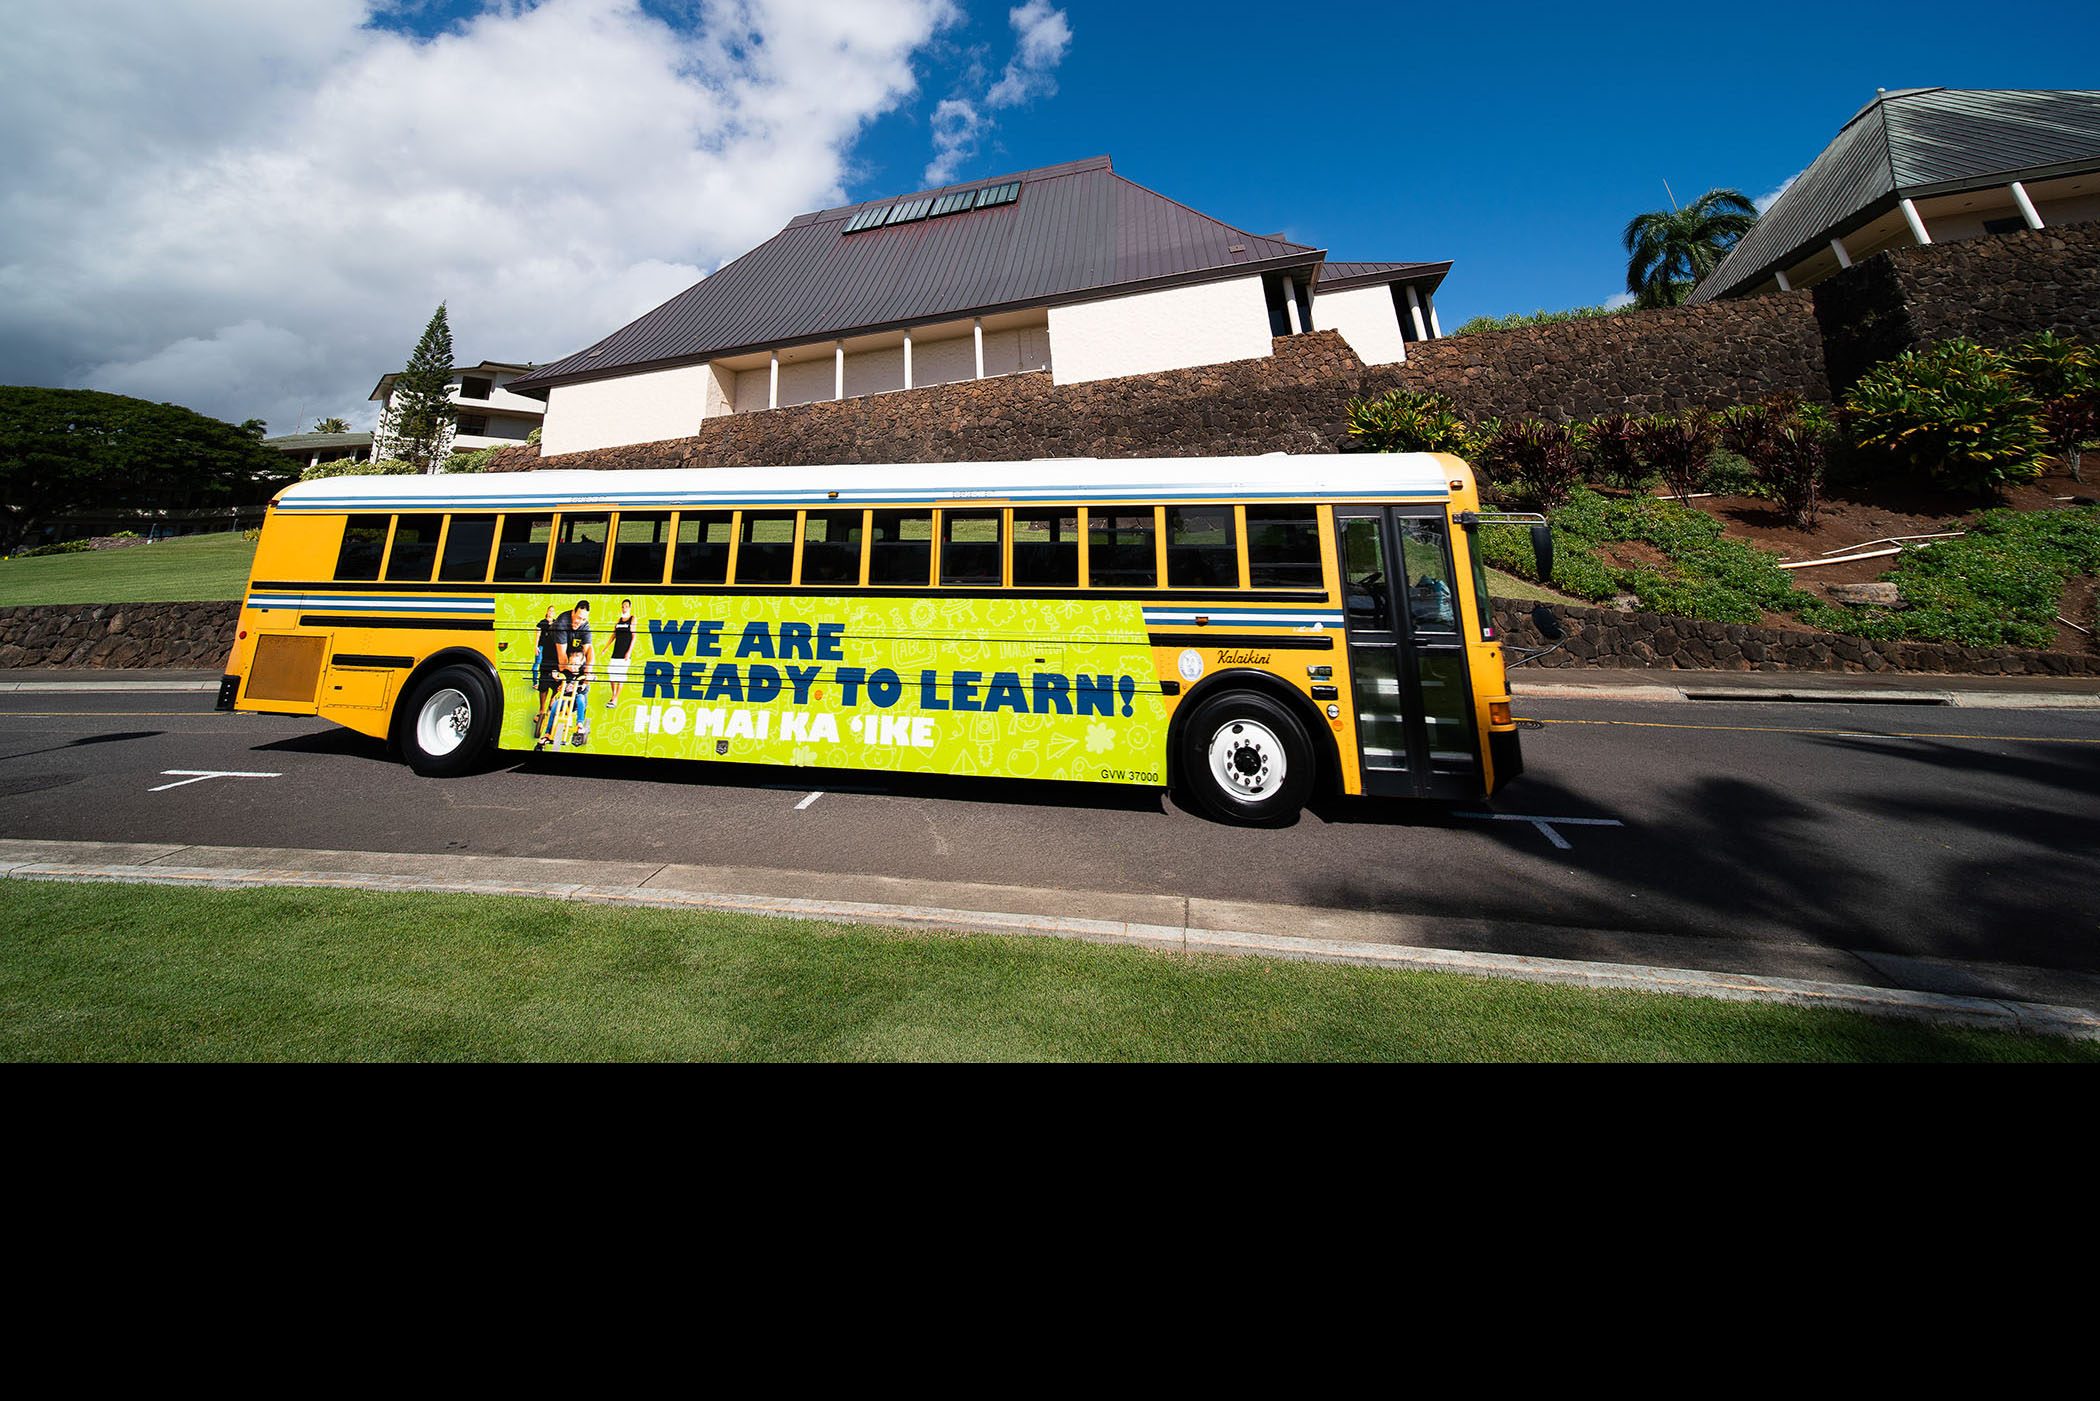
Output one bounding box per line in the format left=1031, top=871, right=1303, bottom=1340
left=1513, top=667, right=2100, bottom=708
left=3, top=837, right=2094, bottom=1041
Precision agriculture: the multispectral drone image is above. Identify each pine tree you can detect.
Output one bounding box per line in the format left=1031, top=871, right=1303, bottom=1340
left=381, top=303, right=457, bottom=471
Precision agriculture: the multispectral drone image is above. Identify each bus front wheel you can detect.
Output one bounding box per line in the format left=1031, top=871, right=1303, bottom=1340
left=401, top=664, right=496, bottom=777
left=1178, top=691, right=1314, bottom=826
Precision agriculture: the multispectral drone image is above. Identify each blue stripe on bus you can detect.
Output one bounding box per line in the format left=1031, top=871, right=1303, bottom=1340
left=247, top=596, right=495, bottom=612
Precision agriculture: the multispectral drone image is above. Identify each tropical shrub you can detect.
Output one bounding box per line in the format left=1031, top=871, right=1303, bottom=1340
left=1631, top=410, right=1717, bottom=506
left=1582, top=413, right=1647, bottom=492
left=302, top=456, right=418, bottom=481
left=1450, top=304, right=1628, bottom=337
left=2008, top=332, right=2098, bottom=483
left=9, top=538, right=92, bottom=559
left=1344, top=388, right=1474, bottom=455
left=444, top=445, right=506, bottom=473
left=1477, top=418, right=1582, bottom=508
left=1843, top=339, right=2050, bottom=494
left=1723, top=395, right=1834, bottom=528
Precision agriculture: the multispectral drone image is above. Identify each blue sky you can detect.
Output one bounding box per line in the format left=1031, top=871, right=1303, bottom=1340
left=5, top=1, right=2096, bottom=430
left=824, top=0, right=2100, bottom=327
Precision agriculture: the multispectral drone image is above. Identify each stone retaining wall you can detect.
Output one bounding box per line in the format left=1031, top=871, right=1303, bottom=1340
left=0, top=601, right=237, bottom=670
left=1492, top=601, right=2100, bottom=677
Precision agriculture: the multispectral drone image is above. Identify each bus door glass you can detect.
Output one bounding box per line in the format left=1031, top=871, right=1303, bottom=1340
left=1334, top=506, right=1479, bottom=798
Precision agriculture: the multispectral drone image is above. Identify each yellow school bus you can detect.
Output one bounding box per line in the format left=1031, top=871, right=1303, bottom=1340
left=220, top=455, right=1544, bottom=824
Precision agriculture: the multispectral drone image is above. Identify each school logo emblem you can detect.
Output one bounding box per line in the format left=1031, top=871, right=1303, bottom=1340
left=716, top=739, right=730, bottom=755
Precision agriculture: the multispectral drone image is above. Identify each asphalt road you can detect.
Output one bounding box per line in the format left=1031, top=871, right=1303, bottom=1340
left=4, top=687, right=2097, bottom=990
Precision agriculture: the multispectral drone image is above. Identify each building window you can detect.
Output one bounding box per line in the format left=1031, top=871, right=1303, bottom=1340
left=457, top=413, right=489, bottom=436
left=460, top=376, right=492, bottom=400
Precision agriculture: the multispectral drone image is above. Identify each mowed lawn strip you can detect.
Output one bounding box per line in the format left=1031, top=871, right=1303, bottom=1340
left=0, top=533, right=257, bottom=606
left=2, top=882, right=2087, bottom=1062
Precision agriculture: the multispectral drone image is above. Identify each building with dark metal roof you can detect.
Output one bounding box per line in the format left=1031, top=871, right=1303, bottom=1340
left=509, top=156, right=1449, bottom=456
left=1691, top=88, right=2100, bottom=303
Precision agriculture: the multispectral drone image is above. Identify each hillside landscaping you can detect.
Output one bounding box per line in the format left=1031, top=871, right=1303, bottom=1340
left=0, top=531, right=255, bottom=606
left=1356, top=333, right=2100, bottom=660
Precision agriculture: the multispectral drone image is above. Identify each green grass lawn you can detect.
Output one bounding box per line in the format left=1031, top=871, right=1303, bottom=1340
left=0, top=533, right=257, bottom=606
left=1486, top=567, right=1576, bottom=605
left=2, top=881, right=2085, bottom=1062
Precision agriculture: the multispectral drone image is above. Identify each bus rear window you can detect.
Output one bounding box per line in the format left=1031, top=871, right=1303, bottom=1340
left=1246, top=507, right=1322, bottom=588
left=492, top=514, right=552, bottom=582
left=385, top=514, right=443, bottom=582
left=1088, top=511, right=1156, bottom=588
left=941, top=510, right=1002, bottom=587
left=801, top=511, right=863, bottom=586
left=738, top=512, right=796, bottom=584
left=335, top=515, right=389, bottom=581
left=439, top=514, right=497, bottom=582
left=1166, top=506, right=1237, bottom=588
left=869, top=511, right=931, bottom=585
left=672, top=512, right=732, bottom=584
left=1012, top=509, right=1079, bottom=586
left=552, top=514, right=610, bottom=583
left=610, top=513, right=671, bottom=585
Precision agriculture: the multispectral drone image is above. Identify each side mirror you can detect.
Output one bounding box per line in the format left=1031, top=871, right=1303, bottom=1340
left=1531, top=603, right=1565, bottom=641
left=1530, top=524, right=1555, bottom=582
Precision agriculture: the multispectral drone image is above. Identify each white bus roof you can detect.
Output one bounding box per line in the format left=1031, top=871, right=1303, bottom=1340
left=273, top=454, right=1465, bottom=513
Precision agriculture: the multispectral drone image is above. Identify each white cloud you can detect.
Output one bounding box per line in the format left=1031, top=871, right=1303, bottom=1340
left=986, top=0, right=1072, bottom=108
left=922, top=2, right=1071, bottom=184
left=0, top=0, right=960, bottom=432
left=1604, top=292, right=1636, bottom=310
left=1755, top=171, right=1802, bottom=214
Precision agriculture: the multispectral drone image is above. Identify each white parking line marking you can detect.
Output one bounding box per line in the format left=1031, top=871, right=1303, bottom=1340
left=151, top=769, right=282, bottom=792
left=794, top=790, right=824, bottom=810
left=1455, top=811, right=1625, bottom=850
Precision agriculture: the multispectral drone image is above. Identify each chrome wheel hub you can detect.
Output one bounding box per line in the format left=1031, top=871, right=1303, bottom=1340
left=416, top=688, right=471, bottom=757
left=1207, top=719, right=1284, bottom=803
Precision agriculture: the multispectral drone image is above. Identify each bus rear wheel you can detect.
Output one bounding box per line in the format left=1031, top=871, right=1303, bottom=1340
left=401, top=664, right=496, bottom=777
left=1178, top=690, right=1315, bottom=825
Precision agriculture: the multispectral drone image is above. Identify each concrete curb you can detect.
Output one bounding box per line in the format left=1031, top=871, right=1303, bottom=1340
left=0, top=680, right=219, bottom=693
left=6, top=852, right=2095, bottom=1043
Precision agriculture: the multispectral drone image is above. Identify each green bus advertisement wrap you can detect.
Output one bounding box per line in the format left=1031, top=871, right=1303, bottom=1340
left=499, top=594, right=1171, bottom=785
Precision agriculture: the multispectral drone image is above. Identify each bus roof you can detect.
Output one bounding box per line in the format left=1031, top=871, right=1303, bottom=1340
left=274, top=454, right=1465, bottom=512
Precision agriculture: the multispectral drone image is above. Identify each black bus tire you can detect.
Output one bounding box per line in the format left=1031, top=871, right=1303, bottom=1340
left=400, top=664, right=497, bottom=777
left=1177, top=689, right=1315, bottom=825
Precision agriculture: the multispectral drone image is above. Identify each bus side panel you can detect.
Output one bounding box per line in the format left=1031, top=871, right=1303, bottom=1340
left=502, top=592, right=1174, bottom=786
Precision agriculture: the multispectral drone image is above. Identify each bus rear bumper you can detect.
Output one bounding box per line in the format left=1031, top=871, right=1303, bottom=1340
left=216, top=674, right=240, bottom=711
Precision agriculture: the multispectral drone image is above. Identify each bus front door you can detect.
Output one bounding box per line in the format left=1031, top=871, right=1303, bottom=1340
left=1335, top=506, right=1481, bottom=799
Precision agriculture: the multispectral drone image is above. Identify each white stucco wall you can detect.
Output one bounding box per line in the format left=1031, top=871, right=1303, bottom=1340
left=701, top=362, right=734, bottom=420
left=1048, top=275, right=1273, bottom=385
left=541, top=364, right=713, bottom=456
left=1311, top=285, right=1409, bottom=366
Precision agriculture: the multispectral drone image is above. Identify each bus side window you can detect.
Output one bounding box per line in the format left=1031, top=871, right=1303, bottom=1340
left=335, top=515, right=390, bottom=581
left=492, top=514, right=553, bottom=582
left=1088, top=510, right=1157, bottom=588
left=439, top=514, right=498, bottom=582
left=1246, top=507, right=1322, bottom=588
left=801, top=510, right=863, bottom=586
left=1012, top=509, right=1079, bottom=586
left=552, top=513, right=610, bottom=583
left=385, top=514, right=444, bottom=582
left=1398, top=518, right=1457, bottom=631
left=610, top=512, right=671, bottom=584
left=737, top=512, right=796, bottom=584
left=869, top=511, right=932, bottom=585
left=671, top=512, right=732, bottom=584
left=941, top=509, right=1002, bottom=586
left=1166, top=505, right=1238, bottom=588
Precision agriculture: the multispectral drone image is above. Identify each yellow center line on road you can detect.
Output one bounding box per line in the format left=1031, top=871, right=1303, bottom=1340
left=1521, top=716, right=2100, bottom=744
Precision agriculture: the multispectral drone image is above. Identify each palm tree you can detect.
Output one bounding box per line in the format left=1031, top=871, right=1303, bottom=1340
left=1623, top=189, right=1758, bottom=308
left=312, top=417, right=351, bottom=434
